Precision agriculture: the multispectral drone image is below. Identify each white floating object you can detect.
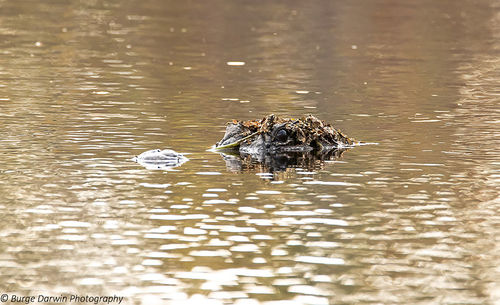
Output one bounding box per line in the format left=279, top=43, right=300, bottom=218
left=132, top=149, right=189, bottom=170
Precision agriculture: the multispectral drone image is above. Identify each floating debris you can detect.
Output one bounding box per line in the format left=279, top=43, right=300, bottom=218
left=132, top=149, right=189, bottom=170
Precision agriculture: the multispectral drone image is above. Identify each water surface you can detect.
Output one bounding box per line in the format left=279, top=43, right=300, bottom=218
left=1, top=0, right=499, bottom=304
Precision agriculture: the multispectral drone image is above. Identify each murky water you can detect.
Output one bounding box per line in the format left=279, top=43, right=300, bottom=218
left=1, top=0, right=499, bottom=304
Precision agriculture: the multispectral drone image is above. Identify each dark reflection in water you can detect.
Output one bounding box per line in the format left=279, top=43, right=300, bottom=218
left=219, top=149, right=349, bottom=176
left=0, top=0, right=499, bottom=304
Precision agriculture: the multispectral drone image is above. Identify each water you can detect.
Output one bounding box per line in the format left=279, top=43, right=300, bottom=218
left=1, top=0, right=499, bottom=304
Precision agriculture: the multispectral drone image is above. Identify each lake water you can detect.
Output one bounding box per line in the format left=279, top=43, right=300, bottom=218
left=1, top=1, right=499, bottom=304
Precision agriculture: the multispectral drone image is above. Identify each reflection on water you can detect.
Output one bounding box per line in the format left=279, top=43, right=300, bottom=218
left=219, top=149, right=348, bottom=176
left=1, top=0, right=499, bottom=304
